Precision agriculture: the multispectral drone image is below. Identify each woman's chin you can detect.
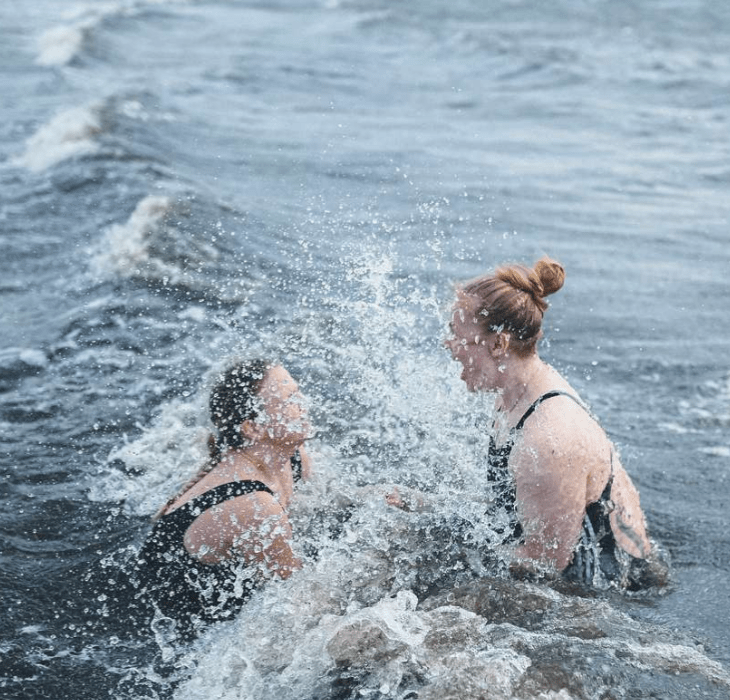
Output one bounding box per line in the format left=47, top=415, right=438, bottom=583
left=459, top=368, right=480, bottom=392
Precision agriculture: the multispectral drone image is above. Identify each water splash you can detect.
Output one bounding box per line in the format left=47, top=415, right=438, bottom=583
left=87, top=397, right=209, bottom=517
left=89, top=245, right=730, bottom=699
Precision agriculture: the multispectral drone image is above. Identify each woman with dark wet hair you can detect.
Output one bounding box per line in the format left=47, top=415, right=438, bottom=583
left=442, top=257, right=668, bottom=589
left=136, top=359, right=312, bottom=636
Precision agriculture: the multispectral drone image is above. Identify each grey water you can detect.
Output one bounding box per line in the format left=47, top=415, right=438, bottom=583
left=1, top=0, right=729, bottom=698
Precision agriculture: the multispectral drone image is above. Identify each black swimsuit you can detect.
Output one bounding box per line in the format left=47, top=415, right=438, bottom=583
left=486, top=390, right=636, bottom=587
left=135, top=480, right=274, bottom=636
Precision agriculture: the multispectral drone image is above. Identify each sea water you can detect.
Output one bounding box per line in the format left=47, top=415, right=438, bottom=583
left=1, top=0, right=729, bottom=698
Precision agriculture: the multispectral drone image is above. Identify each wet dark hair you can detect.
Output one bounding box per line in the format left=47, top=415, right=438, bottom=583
left=208, top=359, right=272, bottom=451
left=460, top=256, right=565, bottom=357
left=152, top=359, right=273, bottom=521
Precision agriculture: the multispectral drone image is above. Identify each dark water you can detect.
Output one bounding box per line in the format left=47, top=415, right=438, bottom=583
left=2, top=1, right=729, bottom=698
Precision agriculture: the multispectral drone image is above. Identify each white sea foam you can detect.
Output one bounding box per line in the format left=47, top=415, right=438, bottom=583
left=35, top=0, right=192, bottom=66
left=90, top=194, right=221, bottom=286
left=92, top=196, right=174, bottom=278
left=174, top=541, right=730, bottom=700
left=177, top=582, right=535, bottom=700
left=13, top=103, right=103, bottom=173
left=36, top=21, right=94, bottom=67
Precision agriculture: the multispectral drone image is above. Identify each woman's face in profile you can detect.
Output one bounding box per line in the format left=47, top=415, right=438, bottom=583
left=444, top=302, right=499, bottom=393
left=257, top=365, right=312, bottom=446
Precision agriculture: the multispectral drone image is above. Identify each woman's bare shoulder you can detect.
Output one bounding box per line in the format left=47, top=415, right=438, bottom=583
left=522, top=393, right=607, bottom=451
left=515, top=393, right=614, bottom=496
left=183, top=488, right=286, bottom=563
left=217, top=487, right=284, bottom=522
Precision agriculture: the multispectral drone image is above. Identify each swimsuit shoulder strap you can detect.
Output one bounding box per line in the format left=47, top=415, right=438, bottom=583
left=186, top=480, right=274, bottom=512
left=513, top=389, right=615, bottom=497
left=148, top=480, right=274, bottom=551
left=514, top=390, right=591, bottom=432
left=162, top=480, right=275, bottom=530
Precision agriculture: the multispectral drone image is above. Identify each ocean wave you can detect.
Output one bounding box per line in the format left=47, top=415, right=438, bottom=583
left=12, top=102, right=104, bottom=173
left=11, top=94, right=178, bottom=173
left=35, top=0, right=193, bottom=67
left=90, top=195, right=175, bottom=278
left=89, top=194, right=220, bottom=287
left=36, top=22, right=92, bottom=67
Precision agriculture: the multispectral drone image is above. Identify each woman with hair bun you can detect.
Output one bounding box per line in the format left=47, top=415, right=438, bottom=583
left=444, top=256, right=668, bottom=589
left=135, top=360, right=312, bottom=637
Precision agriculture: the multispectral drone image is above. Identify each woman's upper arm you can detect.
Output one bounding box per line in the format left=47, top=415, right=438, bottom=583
left=607, top=460, right=651, bottom=559
left=185, top=492, right=301, bottom=577
left=511, top=424, right=589, bottom=570
left=228, top=493, right=301, bottom=578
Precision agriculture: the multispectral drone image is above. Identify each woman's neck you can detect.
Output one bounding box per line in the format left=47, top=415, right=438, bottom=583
left=217, top=441, right=295, bottom=501
left=497, top=354, right=550, bottom=418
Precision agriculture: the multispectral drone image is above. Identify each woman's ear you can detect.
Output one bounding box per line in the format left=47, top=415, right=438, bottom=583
left=490, top=332, right=510, bottom=357
left=240, top=419, right=262, bottom=443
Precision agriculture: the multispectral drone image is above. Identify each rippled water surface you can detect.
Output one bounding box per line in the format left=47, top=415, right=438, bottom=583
left=2, top=1, right=729, bottom=698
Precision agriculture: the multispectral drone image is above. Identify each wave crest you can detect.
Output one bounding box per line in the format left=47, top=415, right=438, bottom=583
left=90, top=195, right=220, bottom=287
left=13, top=103, right=104, bottom=173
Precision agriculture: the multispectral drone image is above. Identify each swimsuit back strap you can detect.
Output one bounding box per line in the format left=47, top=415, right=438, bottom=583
left=514, top=390, right=591, bottom=432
